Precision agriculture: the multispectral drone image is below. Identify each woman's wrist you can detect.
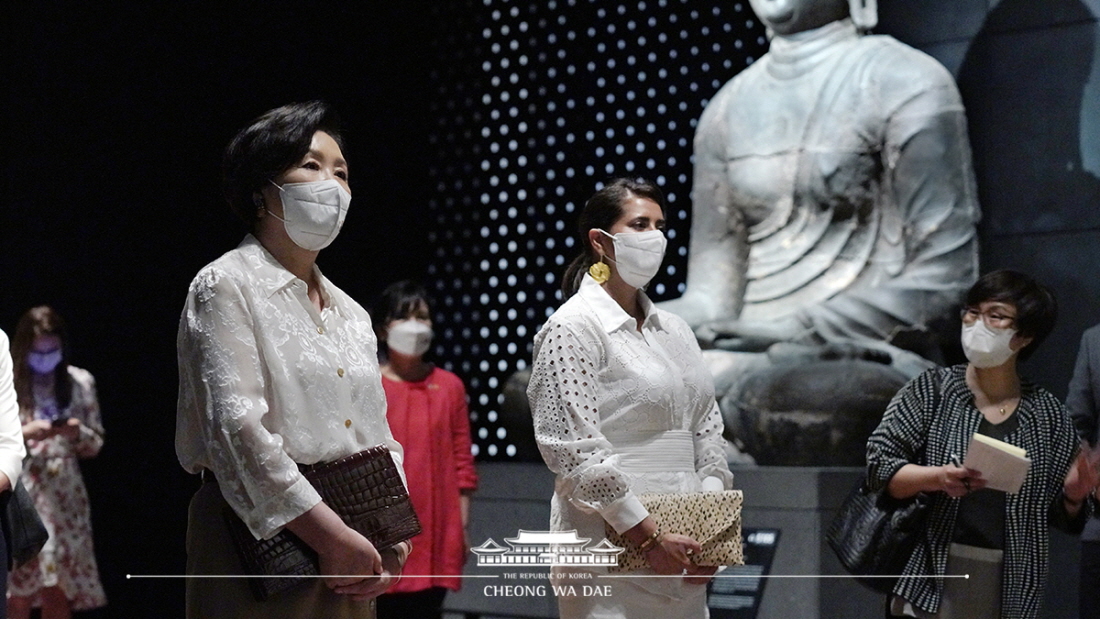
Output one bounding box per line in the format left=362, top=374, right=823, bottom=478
left=622, top=517, right=659, bottom=548
left=936, top=465, right=950, bottom=493
left=637, top=529, right=663, bottom=553
left=387, top=541, right=411, bottom=566
left=386, top=542, right=405, bottom=563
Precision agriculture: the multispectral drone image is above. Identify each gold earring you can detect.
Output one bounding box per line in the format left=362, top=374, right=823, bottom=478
left=588, top=257, right=610, bottom=283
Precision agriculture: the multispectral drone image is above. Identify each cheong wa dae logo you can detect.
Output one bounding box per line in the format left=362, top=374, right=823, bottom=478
left=471, top=530, right=624, bottom=566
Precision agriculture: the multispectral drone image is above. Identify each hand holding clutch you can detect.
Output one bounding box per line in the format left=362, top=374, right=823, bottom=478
left=606, top=490, right=743, bottom=573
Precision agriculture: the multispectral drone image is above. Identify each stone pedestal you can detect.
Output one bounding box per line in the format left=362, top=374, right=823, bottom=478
left=724, top=360, right=907, bottom=466
left=732, top=466, right=882, bottom=618
left=444, top=462, right=558, bottom=618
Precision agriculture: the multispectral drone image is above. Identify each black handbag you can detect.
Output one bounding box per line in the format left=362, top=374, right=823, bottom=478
left=827, top=368, right=944, bottom=593
left=1, top=479, right=49, bottom=569
left=826, top=479, right=930, bottom=593
left=222, top=444, right=422, bottom=601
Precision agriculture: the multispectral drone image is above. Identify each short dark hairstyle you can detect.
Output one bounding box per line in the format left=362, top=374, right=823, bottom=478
left=965, top=269, right=1057, bottom=361
left=222, top=101, right=344, bottom=229
left=372, top=281, right=434, bottom=353
left=561, top=177, right=667, bottom=298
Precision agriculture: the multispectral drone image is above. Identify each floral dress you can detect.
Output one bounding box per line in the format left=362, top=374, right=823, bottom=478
left=8, top=365, right=107, bottom=610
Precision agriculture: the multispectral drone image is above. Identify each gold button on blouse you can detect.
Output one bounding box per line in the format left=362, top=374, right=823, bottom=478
left=344, top=419, right=352, bottom=428
left=337, top=368, right=345, bottom=377
left=317, top=326, right=324, bottom=334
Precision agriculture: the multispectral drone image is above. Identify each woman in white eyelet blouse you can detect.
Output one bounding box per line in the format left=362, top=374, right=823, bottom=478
left=175, top=101, right=409, bottom=619
left=527, top=178, right=734, bottom=619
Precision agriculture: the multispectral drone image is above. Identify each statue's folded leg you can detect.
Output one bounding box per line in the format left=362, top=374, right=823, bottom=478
left=708, top=351, right=909, bottom=466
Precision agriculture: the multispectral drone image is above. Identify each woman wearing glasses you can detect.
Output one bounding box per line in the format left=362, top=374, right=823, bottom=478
left=866, top=269, right=1098, bottom=619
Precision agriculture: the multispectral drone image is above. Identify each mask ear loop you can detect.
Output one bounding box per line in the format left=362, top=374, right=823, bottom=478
left=588, top=229, right=616, bottom=283
left=264, top=209, right=289, bottom=224
left=259, top=180, right=290, bottom=222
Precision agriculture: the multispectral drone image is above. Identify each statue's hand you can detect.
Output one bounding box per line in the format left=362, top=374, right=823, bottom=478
left=697, top=317, right=804, bottom=352
left=765, top=341, right=894, bottom=366
left=816, top=342, right=893, bottom=365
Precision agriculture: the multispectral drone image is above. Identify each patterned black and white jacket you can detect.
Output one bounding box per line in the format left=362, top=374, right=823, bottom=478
left=866, top=364, right=1089, bottom=619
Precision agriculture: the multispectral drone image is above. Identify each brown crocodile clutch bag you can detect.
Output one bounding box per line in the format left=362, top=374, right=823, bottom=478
left=222, top=444, right=421, bottom=600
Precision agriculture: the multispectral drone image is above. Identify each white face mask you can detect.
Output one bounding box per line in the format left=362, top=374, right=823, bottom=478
left=267, top=179, right=351, bottom=251
left=961, top=320, right=1017, bottom=368
left=599, top=229, right=667, bottom=289
left=387, top=320, right=433, bottom=357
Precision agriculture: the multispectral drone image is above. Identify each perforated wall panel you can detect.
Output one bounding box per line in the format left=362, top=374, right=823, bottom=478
left=425, top=0, right=767, bottom=460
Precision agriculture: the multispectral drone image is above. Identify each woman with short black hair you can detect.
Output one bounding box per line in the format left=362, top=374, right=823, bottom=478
left=372, top=281, right=478, bottom=619
left=961, top=269, right=1057, bottom=362
left=176, top=101, right=410, bottom=618
left=221, top=100, right=346, bottom=230
left=867, top=269, right=1098, bottom=619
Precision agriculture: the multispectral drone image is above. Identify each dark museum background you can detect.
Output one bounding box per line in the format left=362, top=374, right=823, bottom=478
left=3, top=1, right=1099, bottom=617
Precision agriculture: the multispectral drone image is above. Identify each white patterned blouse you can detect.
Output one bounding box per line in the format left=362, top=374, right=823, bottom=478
left=175, top=235, right=402, bottom=540
left=527, top=274, right=733, bottom=548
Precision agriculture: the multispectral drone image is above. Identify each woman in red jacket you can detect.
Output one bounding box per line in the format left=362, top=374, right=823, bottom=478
left=373, top=281, right=478, bottom=619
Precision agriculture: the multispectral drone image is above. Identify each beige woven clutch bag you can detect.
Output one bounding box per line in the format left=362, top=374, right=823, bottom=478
left=606, top=490, right=744, bottom=573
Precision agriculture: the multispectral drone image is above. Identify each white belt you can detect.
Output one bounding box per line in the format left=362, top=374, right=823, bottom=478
left=612, top=430, right=694, bottom=473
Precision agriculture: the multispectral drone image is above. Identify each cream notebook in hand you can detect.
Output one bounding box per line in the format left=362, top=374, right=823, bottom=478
left=963, top=433, right=1030, bottom=494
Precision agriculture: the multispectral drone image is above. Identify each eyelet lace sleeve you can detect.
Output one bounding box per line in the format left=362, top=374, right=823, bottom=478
left=692, top=399, right=734, bottom=488
left=528, top=318, right=646, bottom=533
